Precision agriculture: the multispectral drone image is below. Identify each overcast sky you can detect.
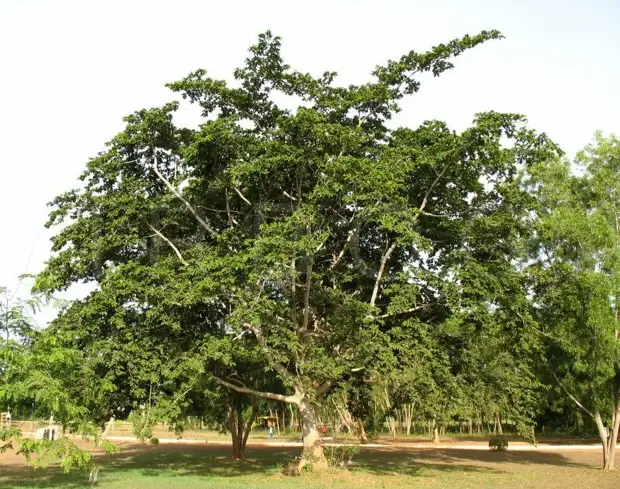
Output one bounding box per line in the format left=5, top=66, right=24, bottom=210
left=1, top=0, right=619, bottom=324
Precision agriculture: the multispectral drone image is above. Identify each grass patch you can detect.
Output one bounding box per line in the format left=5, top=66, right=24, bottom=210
left=0, top=443, right=617, bottom=489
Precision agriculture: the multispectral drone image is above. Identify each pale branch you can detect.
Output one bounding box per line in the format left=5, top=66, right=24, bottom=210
left=147, top=224, right=189, bottom=266
left=232, top=329, right=249, bottom=341
left=419, top=210, right=448, bottom=218
left=370, top=241, right=398, bottom=307
left=315, top=238, right=328, bottom=254
left=371, top=304, right=428, bottom=320
left=551, top=371, right=594, bottom=418
left=225, top=189, right=235, bottom=227
left=213, top=376, right=300, bottom=404
left=283, top=190, right=297, bottom=201
left=151, top=156, right=218, bottom=238
left=233, top=187, right=252, bottom=206
left=243, top=322, right=297, bottom=384
left=290, top=257, right=297, bottom=325
left=331, top=226, right=357, bottom=269
left=419, top=164, right=449, bottom=213
left=302, top=260, right=313, bottom=331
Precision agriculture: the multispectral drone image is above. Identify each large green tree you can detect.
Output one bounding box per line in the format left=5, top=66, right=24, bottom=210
left=36, top=31, right=558, bottom=468
left=528, top=132, right=620, bottom=470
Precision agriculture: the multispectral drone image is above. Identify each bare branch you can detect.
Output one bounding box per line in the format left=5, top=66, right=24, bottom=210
left=151, top=156, right=218, bottom=237
left=315, top=238, right=328, bottom=254
left=147, top=224, right=189, bottom=266
left=419, top=164, right=449, bottom=213
left=233, top=187, right=252, bottom=206
left=213, top=376, right=300, bottom=404
left=302, top=260, right=312, bottom=331
left=370, top=241, right=398, bottom=307
left=551, top=371, right=594, bottom=418
left=419, top=210, right=448, bottom=218
left=283, top=190, right=297, bottom=201
left=371, top=304, right=428, bottom=320
left=331, top=226, right=357, bottom=268
left=243, top=322, right=297, bottom=384
left=225, top=189, right=235, bottom=227
left=290, top=257, right=297, bottom=325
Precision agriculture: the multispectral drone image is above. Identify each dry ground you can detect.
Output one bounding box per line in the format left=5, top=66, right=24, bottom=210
left=0, top=439, right=618, bottom=489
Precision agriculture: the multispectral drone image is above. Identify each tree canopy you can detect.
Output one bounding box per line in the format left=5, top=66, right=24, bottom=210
left=31, top=30, right=578, bottom=469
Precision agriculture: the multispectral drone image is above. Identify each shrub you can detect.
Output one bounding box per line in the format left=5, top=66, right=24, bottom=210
left=128, top=410, right=156, bottom=443
left=489, top=436, right=508, bottom=451
left=325, top=444, right=360, bottom=468
left=150, top=437, right=159, bottom=445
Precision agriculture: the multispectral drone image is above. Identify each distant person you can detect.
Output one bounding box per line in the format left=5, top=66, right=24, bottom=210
left=268, top=425, right=274, bottom=439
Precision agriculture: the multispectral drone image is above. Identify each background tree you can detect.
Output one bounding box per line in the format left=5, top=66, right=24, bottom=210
left=527, top=132, right=620, bottom=470
left=0, top=287, right=117, bottom=482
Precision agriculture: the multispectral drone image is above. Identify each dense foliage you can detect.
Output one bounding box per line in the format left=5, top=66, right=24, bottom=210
left=1, top=30, right=617, bottom=475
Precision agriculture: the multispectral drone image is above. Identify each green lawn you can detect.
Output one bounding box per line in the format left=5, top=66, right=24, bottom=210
left=1, top=444, right=618, bottom=489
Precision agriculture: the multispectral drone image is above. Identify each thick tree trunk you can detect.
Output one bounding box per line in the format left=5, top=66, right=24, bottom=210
left=298, top=400, right=327, bottom=471
left=594, top=408, right=612, bottom=470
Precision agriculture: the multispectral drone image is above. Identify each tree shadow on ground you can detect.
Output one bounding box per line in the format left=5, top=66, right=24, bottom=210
left=0, top=443, right=602, bottom=488
left=354, top=447, right=594, bottom=477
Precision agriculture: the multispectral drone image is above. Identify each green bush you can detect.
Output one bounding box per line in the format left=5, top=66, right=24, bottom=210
left=489, top=436, right=508, bottom=451
left=325, top=444, right=360, bottom=468
left=128, top=410, right=156, bottom=443
left=150, top=437, right=159, bottom=445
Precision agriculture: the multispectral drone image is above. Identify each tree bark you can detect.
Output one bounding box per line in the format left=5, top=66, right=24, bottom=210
left=495, top=412, right=503, bottom=435
left=332, top=396, right=369, bottom=443
left=603, top=401, right=620, bottom=471
left=432, top=419, right=440, bottom=443
left=403, top=404, right=414, bottom=435
left=594, top=408, right=611, bottom=470
left=298, top=400, right=327, bottom=471
left=228, top=399, right=257, bottom=460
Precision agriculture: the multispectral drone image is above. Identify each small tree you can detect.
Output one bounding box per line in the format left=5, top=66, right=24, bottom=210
left=528, top=132, right=620, bottom=470
left=0, top=286, right=117, bottom=482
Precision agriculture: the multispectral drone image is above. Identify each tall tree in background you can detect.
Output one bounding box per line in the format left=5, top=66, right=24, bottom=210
left=36, top=31, right=558, bottom=468
left=528, top=132, right=620, bottom=470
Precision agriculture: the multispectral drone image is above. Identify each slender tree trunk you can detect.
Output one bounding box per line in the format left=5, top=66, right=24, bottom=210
left=495, top=412, right=503, bottom=435
left=289, top=404, right=296, bottom=431
left=432, top=419, right=440, bottom=443
left=298, top=400, right=327, bottom=471
left=228, top=399, right=257, bottom=460
left=332, top=395, right=368, bottom=443
left=603, top=401, right=620, bottom=471
left=594, top=408, right=611, bottom=470
left=403, top=404, right=413, bottom=435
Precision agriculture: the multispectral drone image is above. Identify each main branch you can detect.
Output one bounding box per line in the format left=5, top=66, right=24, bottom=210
left=213, top=376, right=300, bottom=404
left=147, top=224, right=189, bottom=266
left=243, top=322, right=297, bottom=384
left=370, top=241, right=398, bottom=307
left=151, top=156, right=218, bottom=238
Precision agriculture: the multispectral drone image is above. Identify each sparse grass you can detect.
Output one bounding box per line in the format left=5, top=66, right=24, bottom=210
left=0, top=443, right=617, bottom=489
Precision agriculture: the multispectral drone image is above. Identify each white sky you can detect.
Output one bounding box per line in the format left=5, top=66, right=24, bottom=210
left=1, top=0, right=619, bottom=325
